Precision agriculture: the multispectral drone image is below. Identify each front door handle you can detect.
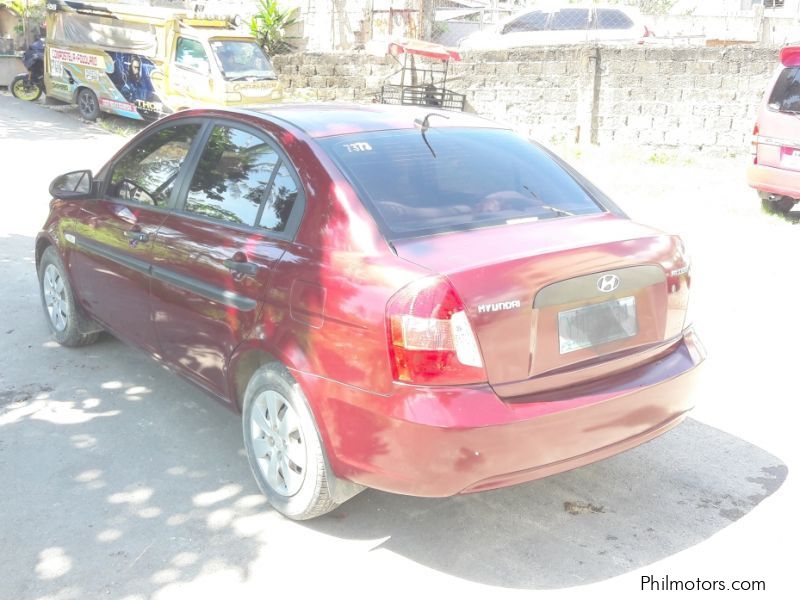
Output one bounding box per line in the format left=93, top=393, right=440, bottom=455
left=123, top=230, right=149, bottom=243
left=223, top=258, right=258, bottom=276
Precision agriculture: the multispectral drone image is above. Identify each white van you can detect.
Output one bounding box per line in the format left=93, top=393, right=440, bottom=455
left=459, top=4, right=653, bottom=50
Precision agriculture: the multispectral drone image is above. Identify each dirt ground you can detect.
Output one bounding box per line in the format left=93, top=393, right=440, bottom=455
left=1, top=92, right=797, bottom=599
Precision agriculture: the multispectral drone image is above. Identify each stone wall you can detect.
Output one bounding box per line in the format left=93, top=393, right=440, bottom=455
left=272, top=45, right=780, bottom=156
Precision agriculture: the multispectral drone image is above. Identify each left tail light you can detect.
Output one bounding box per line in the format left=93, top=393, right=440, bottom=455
left=386, top=276, right=486, bottom=386
left=751, top=122, right=760, bottom=164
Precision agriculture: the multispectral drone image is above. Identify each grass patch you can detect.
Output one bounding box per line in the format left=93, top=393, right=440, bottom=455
left=94, top=115, right=142, bottom=138
left=646, top=151, right=694, bottom=166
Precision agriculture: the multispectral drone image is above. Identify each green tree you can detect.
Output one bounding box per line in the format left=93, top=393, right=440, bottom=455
left=10, top=0, right=46, bottom=47
left=636, top=0, right=677, bottom=14
left=249, top=0, right=299, bottom=56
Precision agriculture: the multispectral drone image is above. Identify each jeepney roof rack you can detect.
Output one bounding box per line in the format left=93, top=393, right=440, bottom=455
left=52, top=0, right=238, bottom=29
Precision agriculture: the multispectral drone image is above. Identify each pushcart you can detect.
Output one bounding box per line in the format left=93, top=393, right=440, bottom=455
left=377, top=39, right=466, bottom=112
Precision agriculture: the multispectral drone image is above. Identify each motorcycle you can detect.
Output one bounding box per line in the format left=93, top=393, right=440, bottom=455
left=11, top=39, right=45, bottom=102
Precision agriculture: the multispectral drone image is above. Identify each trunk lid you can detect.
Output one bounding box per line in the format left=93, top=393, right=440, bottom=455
left=393, top=213, right=690, bottom=398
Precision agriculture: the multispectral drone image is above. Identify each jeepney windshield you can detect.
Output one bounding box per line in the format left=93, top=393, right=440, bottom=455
left=209, top=40, right=276, bottom=81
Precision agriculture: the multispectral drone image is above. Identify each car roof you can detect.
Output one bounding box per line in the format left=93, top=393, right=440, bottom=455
left=243, top=103, right=506, bottom=139
left=494, top=3, right=640, bottom=28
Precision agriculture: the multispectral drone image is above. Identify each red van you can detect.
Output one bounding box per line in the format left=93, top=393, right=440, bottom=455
left=748, top=45, right=800, bottom=213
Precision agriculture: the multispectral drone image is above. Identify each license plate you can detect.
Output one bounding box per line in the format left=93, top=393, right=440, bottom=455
left=780, top=147, right=800, bottom=170
left=558, top=296, right=638, bottom=354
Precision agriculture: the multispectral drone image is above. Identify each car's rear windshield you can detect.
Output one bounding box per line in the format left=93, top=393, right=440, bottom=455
left=769, top=67, right=800, bottom=112
left=318, top=127, right=604, bottom=239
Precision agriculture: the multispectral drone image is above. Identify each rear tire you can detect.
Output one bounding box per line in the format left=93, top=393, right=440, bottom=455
left=38, top=246, right=100, bottom=347
left=761, top=195, right=796, bottom=215
left=11, top=75, right=42, bottom=101
left=242, top=362, right=340, bottom=520
left=77, top=88, right=100, bottom=121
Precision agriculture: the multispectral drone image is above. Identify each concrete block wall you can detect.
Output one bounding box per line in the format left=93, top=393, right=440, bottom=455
left=272, top=45, right=780, bottom=156
left=595, top=46, right=778, bottom=154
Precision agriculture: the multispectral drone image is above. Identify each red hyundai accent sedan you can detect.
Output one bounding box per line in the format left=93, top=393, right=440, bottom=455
left=36, top=104, right=704, bottom=519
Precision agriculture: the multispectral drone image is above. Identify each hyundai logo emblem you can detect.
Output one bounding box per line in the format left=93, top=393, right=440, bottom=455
left=597, top=274, right=620, bottom=293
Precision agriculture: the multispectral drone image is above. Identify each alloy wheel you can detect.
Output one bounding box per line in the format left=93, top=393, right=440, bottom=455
left=249, top=390, right=307, bottom=497
left=78, top=91, right=98, bottom=119
left=43, top=264, right=68, bottom=332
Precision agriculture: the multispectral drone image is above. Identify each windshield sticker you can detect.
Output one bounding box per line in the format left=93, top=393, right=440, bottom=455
left=344, top=142, right=373, bottom=153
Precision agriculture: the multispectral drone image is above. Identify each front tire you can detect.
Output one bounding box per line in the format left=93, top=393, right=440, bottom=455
left=11, top=75, right=42, bottom=101
left=38, top=246, right=100, bottom=347
left=242, top=363, right=340, bottom=520
left=77, top=88, right=100, bottom=121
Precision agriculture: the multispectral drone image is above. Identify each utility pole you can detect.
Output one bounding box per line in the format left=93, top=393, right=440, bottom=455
left=420, top=0, right=434, bottom=41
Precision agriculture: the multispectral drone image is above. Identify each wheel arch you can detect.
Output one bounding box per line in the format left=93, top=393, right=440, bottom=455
left=230, top=340, right=365, bottom=505
left=72, top=85, right=94, bottom=103
left=35, top=233, right=56, bottom=270
left=228, top=337, right=319, bottom=412
left=229, top=345, right=281, bottom=412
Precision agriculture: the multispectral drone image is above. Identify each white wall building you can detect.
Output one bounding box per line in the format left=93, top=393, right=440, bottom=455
left=672, top=0, right=800, bottom=16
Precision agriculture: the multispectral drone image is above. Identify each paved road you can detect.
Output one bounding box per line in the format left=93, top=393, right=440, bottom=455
left=0, top=93, right=797, bottom=599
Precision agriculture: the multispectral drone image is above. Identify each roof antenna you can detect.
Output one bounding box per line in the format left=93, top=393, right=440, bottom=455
left=414, top=112, right=449, bottom=158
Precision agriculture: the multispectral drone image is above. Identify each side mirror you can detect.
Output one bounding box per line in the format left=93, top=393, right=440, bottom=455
left=50, top=170, right=93, bottom=200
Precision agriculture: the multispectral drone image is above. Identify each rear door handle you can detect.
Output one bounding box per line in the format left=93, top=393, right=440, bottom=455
left=223, top=259, right=258, bottom=276
left=123, top=230, right=149, bottom=243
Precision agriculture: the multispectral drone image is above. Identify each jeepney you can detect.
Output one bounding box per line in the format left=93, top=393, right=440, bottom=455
left=44, top=0, right=282, bottom=121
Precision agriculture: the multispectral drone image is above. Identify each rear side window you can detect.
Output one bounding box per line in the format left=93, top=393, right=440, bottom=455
left=595, top=9, right=634, bottom=30
left=319, top=128, right=604, bottom=239
left=502, top=11, right=549, bottom=34
left=769, top=67, right=800, bottom=113
left=550, top=8, right=590, bottom=31
left=183, top=125, right=301, bottom=233
left=185, top=126, right=278, bottom=226
left=258, top=163, right=299, bottom=231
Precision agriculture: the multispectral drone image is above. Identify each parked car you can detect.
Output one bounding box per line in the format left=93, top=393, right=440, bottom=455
left=36, top=104, right=704, bottom=520
left=748, top=45, right=800, bottom=214
left=459, top=4, right=653, bottom=50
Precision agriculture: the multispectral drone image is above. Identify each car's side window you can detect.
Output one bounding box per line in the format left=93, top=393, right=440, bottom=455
left=502, top=11, right=549, bottom=34
left=175, top=38, right=209, bottom=73
left=184, top=124, right=300, bottom=230
left=549, top=8, right=590, bottom=31
left=107, top=124, right=201, bottom=207
left=595, top=9, right=633, bottom=30
left=258, top=162, right=299, bottom=232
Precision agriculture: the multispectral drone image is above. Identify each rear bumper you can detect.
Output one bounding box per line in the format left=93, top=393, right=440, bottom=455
left=747, top=163, right=800, bottom=200
left=294, top=328, right=705, bottom=497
